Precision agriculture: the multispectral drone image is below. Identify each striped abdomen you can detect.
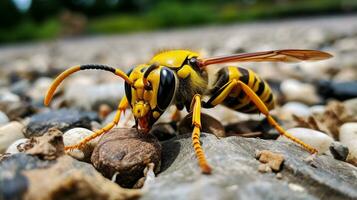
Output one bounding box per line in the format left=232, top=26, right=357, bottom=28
left=208, top=66, right=275, bottom=113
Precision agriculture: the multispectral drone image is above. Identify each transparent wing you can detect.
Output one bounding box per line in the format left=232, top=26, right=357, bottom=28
left=199, top=49, right=332, bottom=67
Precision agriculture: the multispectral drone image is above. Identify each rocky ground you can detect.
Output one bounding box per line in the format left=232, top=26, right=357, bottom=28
left=0, top=15, right=357, bottom=200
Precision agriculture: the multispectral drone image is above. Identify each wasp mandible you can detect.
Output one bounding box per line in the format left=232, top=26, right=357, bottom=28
left=44, top=49, right=332, bottom=174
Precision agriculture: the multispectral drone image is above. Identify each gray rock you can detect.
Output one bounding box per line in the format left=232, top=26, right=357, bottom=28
left=142, top=133, right=357, bottom=200
left=318, top=81, right=357, bottom=101
left=330, top=142, right=349, bottom=161
left=24, top=109, right=97, bottom=137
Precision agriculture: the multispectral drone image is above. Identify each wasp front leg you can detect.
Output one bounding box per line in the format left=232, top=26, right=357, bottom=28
left=65, top=96, right=129, bottom=151
left=190, top=94, right=212, bottom=174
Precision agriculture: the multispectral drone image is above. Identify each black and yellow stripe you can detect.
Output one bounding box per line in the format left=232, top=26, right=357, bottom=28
left=204, top=66, right=275, bottom=114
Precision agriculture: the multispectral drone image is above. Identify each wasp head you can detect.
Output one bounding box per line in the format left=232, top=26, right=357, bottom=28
left=125, top=64, right=177, bottom=133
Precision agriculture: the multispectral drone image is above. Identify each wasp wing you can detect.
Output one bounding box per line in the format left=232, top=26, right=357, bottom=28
left=199, top=49, right=332, bottom=67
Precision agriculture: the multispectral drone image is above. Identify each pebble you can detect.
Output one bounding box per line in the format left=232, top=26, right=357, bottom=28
left=329, top=141, right=349, bottom=161
left=0, top=111, right=10, bottom=126
left=0, top=121, right=25, bottom=153
left=5, top=138, right=30, bottom=154
left=281, top=102, right=311, bottom=117
left=0, top=91, right=20, bottom=102
left=309, top=105, right=326, bottom=115
left=24, top=109, right=97, bottom=137
left=278, top=128, right=333, bottom=154
left=280, top=79, right=320, bottom=105
left=91, top=128, right=161, bottom=188
left=178, top=113, right=226, bottom=137
left=256, top=150, right=284, bottom=172
left=339, top=123, right=357, bottom=165
left=63, top=128, right=98, bottom=162
left=317, top=80, right=357, bottom=101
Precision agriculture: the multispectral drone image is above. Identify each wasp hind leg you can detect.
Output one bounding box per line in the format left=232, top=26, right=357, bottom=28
left=203, top=79, right=317, bottom=154
left=65, top=96, right=129, bottom=151
left=190, top=94, right=212, bottom=174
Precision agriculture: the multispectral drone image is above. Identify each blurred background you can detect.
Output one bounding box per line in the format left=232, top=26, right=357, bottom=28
left=1, top=0, right=357, bottom=44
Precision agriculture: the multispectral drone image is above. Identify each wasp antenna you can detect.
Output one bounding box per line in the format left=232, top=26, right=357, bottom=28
left=143, top=63, right=159, bottom=89
left=44, top=64, right=132, bottom=106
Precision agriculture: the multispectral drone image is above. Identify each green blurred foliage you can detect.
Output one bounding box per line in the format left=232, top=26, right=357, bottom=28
left=0, top=0, right=357, bottom=44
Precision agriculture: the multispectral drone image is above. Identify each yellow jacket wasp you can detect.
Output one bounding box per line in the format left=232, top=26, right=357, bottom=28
left=44, top=49, right=332, bottom=174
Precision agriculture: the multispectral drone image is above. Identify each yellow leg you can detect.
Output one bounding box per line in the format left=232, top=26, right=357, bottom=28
left=190, top=94, right=212, bottom=174
left=65, top=96, right=129, bottom=151
left=236, top=80, right=318, bottom=154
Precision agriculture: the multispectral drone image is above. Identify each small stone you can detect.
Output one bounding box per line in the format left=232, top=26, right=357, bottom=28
left=276, top=173, right=283, bottom=179
left=178, top=113, right=226, bottom=137
left=0, top=91, right=20, bottom=102
left=309, top=105, right=326, bottom=115
left=258, top=163, right=272, bottom=173
left=317, top=80, right=357, bottom=101
left=25, top=128, right=65, bottom=160
left=278, top=128, right=333, bottom=154
left=256, top=150, right=284, bottom=172
left=91, top=128, right=161, bottom=188
left=5, top=138, right=30, bottom=154
left=281, top=102, right=311, bottom=118
left=0, top=111, right=9, bottom=126
left=339, top=123, right=357, bottom=166
left=25, top=109, right=97, bottom=137
left=63, top=128, right=98, bottom=162
left=280, top=79, right=320, bottom=105
left=0, top=121, right=25, bottom=153
left=329, top=141, right=349, bottom=161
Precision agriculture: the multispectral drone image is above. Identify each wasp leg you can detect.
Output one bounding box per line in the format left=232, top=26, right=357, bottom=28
left=65, top=96, right=129, bottom=151
left=190, top=94, right=212, bottom=174
left=203, top=79, right=317, bottom=154
left=235, top=80, right=318, bottom=154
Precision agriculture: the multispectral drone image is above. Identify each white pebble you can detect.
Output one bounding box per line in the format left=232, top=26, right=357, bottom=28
left=339, top=123, right=357, bottom=162
left=280, top=79, right=320, bottom=105
left=0, top=121, right=25, bottom=153
left=5, top=138, right=30, bottom=154
left=0, top=111, right=9, bottom=126
left=309, top=105, right=326, bottom=115
left=281, top=102, right=311, bottom=117
left=63, top=127, right=98, bottom=161
left=0, top=91, right=20, bottom=102
left=278, top=127, right=333, bottom=154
